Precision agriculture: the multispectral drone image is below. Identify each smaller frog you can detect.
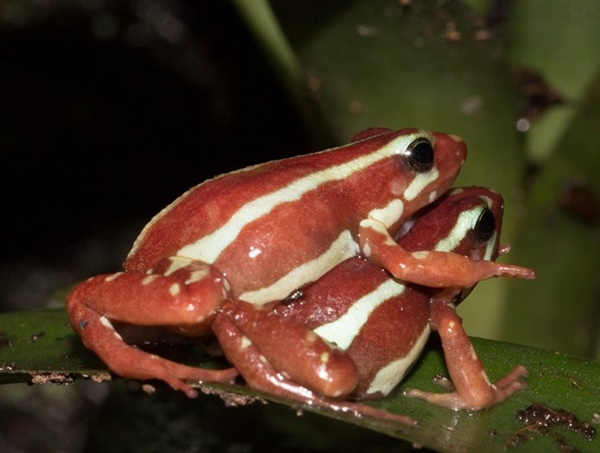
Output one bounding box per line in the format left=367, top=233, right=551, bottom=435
left=213, top=187, right=533, bottom=415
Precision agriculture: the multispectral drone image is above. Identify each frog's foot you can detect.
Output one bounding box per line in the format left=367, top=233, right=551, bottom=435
left=105, top=342, right=238, bottom=398
left=404, top=365, right=528, bottom=411
left=69, top=302, right=237, bottom=398
left=404, top=301, right=529, bottom=411
left=102, top=336, right=239, bottom=399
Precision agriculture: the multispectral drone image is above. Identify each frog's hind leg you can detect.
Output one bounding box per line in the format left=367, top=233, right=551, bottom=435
left=66, top=256, right=237, bottom=397
left=214, top=300, right=359, bottom=398
left=212, top=304, right=415, bottom=425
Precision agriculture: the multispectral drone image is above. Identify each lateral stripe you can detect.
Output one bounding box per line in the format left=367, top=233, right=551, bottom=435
left=239, top=230, right=359, bottom=305
left=313, top=279, right=406, bottom=350
left=366, top=325, right=430, bottom=395
left=177, top=133, right=422, bottom=263
left=368, top=199, right=404, bottom=228
left=434, top=196, right=496, bottom=254
left=434, top=205, right=481, bottom=252
left=403, top=168, right=439, bottom=201
left=483, top=231, right=497, bottom=260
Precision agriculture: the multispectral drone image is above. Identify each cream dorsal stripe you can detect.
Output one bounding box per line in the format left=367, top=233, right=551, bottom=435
left=313, top=278, right=406, bottom=350
left=433, top=196, right=497, bottom=260
left=239, top=230, right=360, bottom=305
left=366, top=325, right=431, bottom=396
left=177, top=132, right=427, bottom=263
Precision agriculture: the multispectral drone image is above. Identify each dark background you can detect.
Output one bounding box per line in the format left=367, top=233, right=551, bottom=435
left=1, top=1, right=308, bottom=313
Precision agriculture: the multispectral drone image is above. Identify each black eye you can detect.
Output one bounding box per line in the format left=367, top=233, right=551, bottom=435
left=405, top=138, right=434, bottom=172
left=474, top=208, right=495, bottom=242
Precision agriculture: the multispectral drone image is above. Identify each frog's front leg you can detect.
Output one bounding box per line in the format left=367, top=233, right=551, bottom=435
left=66, top=256, right=238, bottom=397
left=359, top=219, right=536, bottom=288
left=212, top=302, right=416, bottom=425
left=404, top=296, right=528, bottom=410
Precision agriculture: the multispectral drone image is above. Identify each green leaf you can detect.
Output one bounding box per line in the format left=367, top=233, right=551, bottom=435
left=500, top=0, right=600, bottom=356
left=502, top=77, right=600, bottom=356
left=1, top=309, right=598, bottom=452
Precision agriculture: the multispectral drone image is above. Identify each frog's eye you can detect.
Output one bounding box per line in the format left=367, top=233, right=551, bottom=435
left=474, top=208, right=495, bottom=242
left=404, top=138, right=434, bottom=172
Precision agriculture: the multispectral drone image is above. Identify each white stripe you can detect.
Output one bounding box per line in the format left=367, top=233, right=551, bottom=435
left=177, top=133, right=424, bottom=263
left=434, top=205, right=483, bottom=252
left=99, top=315, right=124, bottom=341
left=99, top=315, right=115, bottom=330
left=239, top=230, right=359, bottom=305
left=434, top=196, right=497, bottom=257
left=368, top=199, right=404, bottom=229
left=366, top=325, right=430, bottom=396
left=163, top=256, right=195, bottom=276
left=479, top=196, right=498, bottom=260
left=483, top=230, right=497, bottom=260
left=185, top=268, right=210, bottom=285
left=403, top=168, right=440, bottom=201
left=142, top=275, right=158, bottom=285
left=313, top=279, right=406, bottom=350
left=359, top=218, right=398, bottom=247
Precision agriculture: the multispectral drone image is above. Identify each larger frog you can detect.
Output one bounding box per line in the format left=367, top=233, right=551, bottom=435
left=214, top=187, right=533, bottom=414
left=67, top=128, right=533, bottom=397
